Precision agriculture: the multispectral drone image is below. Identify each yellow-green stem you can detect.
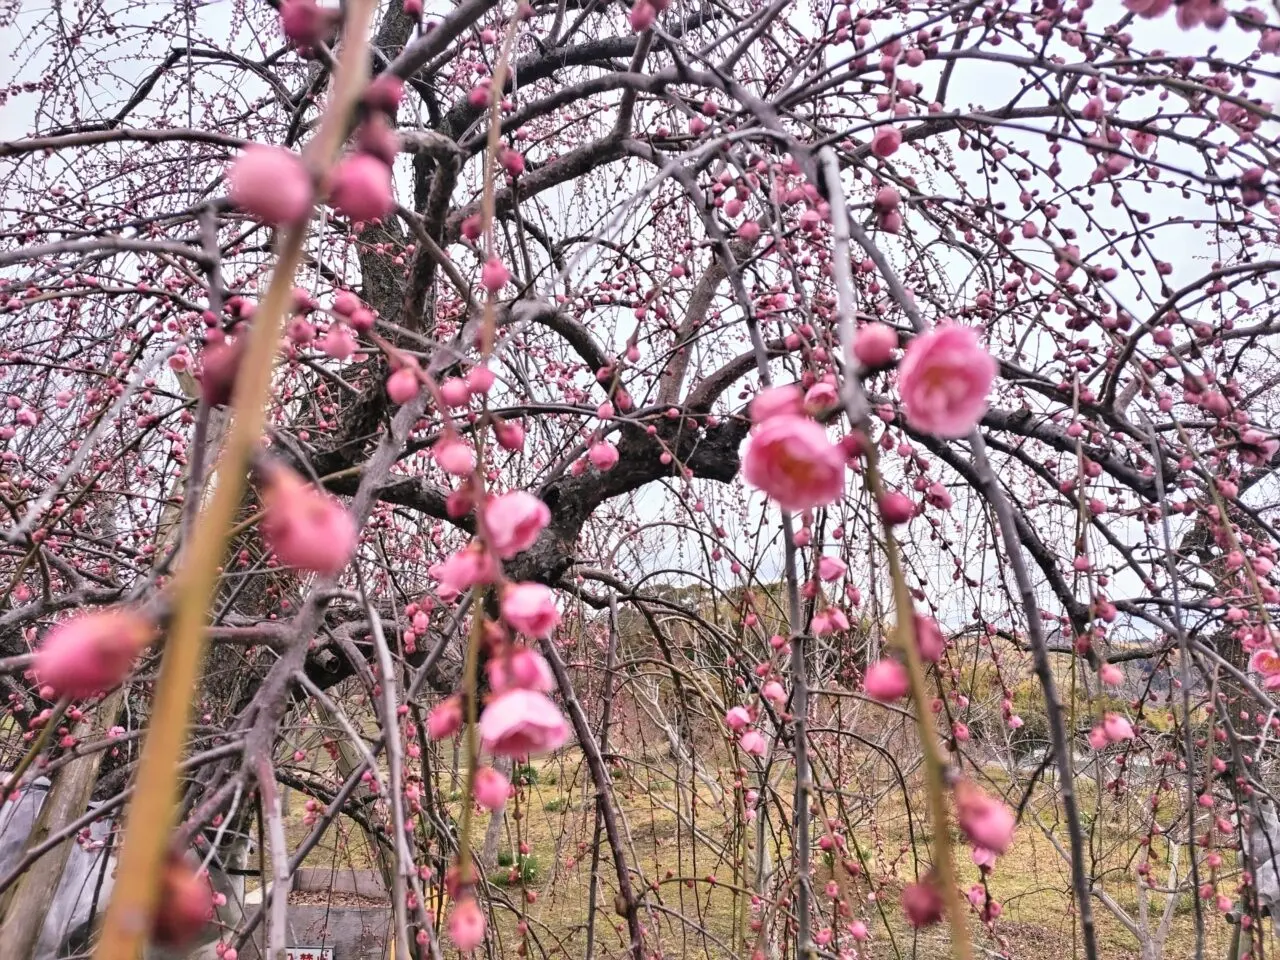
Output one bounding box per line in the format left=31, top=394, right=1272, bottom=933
left=457, top=595, right=486, bottom=887
left=92, top=5, right=378, bottom=956
left=863, top=441, right=973, bottom=960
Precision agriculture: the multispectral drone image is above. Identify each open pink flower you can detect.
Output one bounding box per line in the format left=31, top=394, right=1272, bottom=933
left=898, top=326, right=996, bottom=438
left=501, top=582, right=561, bottom=638
left=430, top=544, right=499, bottom=601
left=261, top=466, right=357, bottom=576
left=228, top=145, right=313, bottom=226
left=486, top=646, right=555, bottom=694
left=724, top=705, right=751, bottom=731
left=1102, top=712, right=1135, bottom=742
left=479, top=689, right=570, bottom=757
left=739, top=730, right=767, bottom=756
left=427, top=695, right=463, bottom=740
left=818, top=556, right=850, bottom=585
left=36, top=608, right=154, bottom=698
left=742, top=415, right=845, bottom=511
left=1250, top=648, right=1280, bottom=676
left=318, top=325, right=356, bottom=360
left=761, top=680, right=787, bottom=705
left=473, top=766, right=511, bottom=811
left=954, top=780, right=1015, bottom=854
left=803, top=381, right=839, bottom=416
left=483, top=491, right=550, bottom=559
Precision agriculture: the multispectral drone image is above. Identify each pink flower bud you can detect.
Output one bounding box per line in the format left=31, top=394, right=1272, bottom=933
left=914, top=615, right=945, bottom=663
left=260, top=465, right=358, bottom=577
left=228, top=145, right=313, bottom=226
left=35, top=609, right=154, bottom=699
left=448, top=898, right=486, bottom=951
left=434, top=434, right=475, bottom=476
left=473, top=766, right=511, bottom=811
left=386, top=365, right=420, bottom=404
left=878, top=490, right=915, bottom=525
left=499, top=147, right=525, bottom=176
left=953, top=780, right=1015, bottom=854
left=280, top=0, right=338, bottom=53
left=198, top=335, right=244, bottom=407
left=481, top=257, right=511, bottom=292
left=364, top=74, right=405, bottom=112
left=466, top=364, right=495, bottom=393
left=853, top=323, right=897, bottom=368
left=440, top=377, right=471, bottom=407
left=871, top=127, right=902, bottom=158
left=874, top=186, right=901, bottom=210
left=329, top=154, right=394, bottom=222
left=495, top=418, right=526, bottom=452
left=588, top=441, right=619, bottom=471
left=152, top=858, right=214, bottom=947
left=629, top=0, right=657, bottom=30
left=356, top=114, right=400, bottom=166
left=901, top=876, right=943, bottom=927
left=428, top=696, right=464, bottom=740
left=864, top=659, right=909, bottom=702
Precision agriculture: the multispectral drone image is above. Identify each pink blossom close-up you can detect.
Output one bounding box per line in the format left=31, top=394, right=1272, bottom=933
left=742, top=415, right=845, bottom=511
left=478, top=689, right=570, bottom=757
left=897, top=326, right=997, bottom=438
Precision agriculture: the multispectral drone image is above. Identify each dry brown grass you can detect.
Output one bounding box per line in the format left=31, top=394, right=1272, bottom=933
left=275, top=747, right=1263, bottom=960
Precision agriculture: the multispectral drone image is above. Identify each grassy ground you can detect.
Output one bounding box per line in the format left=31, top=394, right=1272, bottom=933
left=274, top=748, right=1256, bottom=960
